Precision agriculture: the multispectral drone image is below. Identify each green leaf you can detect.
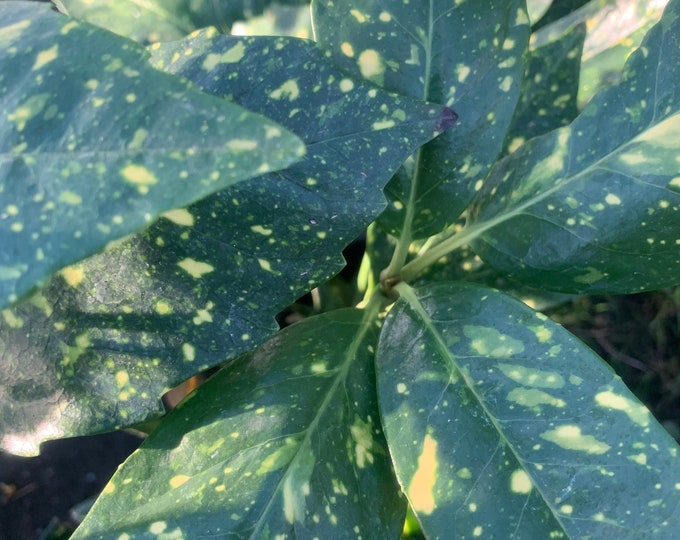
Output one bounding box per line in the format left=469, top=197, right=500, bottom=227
left=72, top=308, right=405, bottom=539
left=377, top=282, right=680, bottom=538
left=55, top=0, right=309, bottom=43
left=0, top=3, right=304, bottom=310
left=312, top=0, right=530, bottom=238
left=0, top=34, right=452, bottom=455
left=504, top=22, right=585, bottom=155
left=468, top=0, right=680, bottom=294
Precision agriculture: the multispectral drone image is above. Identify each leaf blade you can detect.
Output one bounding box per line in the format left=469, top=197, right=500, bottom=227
left=72, top=308, right=405, bottom=539
left=377, top=282, right=680, bottom=538
left=312, top=0, right=530, bottom=238
left=0, top=34, right=452, bottom=454
left=469, top=0, right=680, bottom=293
left=0, top=3, right=304, bottom=310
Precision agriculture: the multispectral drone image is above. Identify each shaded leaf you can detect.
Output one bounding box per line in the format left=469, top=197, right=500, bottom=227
left=0, top=3, right=304, bottom=310
left=72, top=308, right=405, bottom=540
left=55, top=0, right=309, bottom=43
left=504, top=22, right=585, bottom=155
left=468, top=0, right=680, bottom=294
left=0, top=34, right=453, bottom=455
left=377, top=282, right=680, bottom=539
left=312, top=0, right=530, bottom=238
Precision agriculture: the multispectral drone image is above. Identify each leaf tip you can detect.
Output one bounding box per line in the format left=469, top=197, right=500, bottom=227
left=436, top=107, right=459, bottom=133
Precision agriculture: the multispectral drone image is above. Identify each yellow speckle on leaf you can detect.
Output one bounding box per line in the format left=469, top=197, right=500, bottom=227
left=258, top=258, right=274, bottom=272
left=350, top=9, right=368, bottom=22
left=154, top=300, right=173, bottom=315
left=595, top=390, right=650, bottom=427
left=8, top=93, right=50, bottom=131
left=182, top=343, right=196, bottom=362
left=177, top=258, right=214, bottom=278
left=102, top=482, right=115, bottom=494
left=341, top=42, right=355, bottom=57
left=169, top=475, right=190, bottom=489
left=33, top=45, right=58, bottom=70
left=59, top=191, right=82, bottom=205
left=540, top=425, right=611, bottom=454
left=372, top=120, right=396, bottom=130
left=339, top=78, right=354, bottom=92
left=226, top=139, right=258, bottom=151
left=510, top=470, right=532, bottom=493
left=202, top=42, right=246, bottom=70
left=120, top=164, right=157, bottom=192
left=408, top=434, right=438, bottom=515
left=163, top=208, right=194, bottom=227
left=605, top=193, right=622, bottom=205
left=115, top=371, right=129, bottom=388
left=2, top=310, right=24, bottom=329
left=269, top=79, right=300, bottom=101
left=61, top=265, right=85, bottom=287
left=358, top=49, right=384, bottom=81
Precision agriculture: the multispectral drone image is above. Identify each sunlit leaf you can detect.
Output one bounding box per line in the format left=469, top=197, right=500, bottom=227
left=468, top=0, right=680, bottom=294
left=73, top=308, right=405, bottom=539
left=504, top=22, right=585, bottom=155
left=377, top=282, right=680, bottom=538
left=312, top=0, right=530, bottom=238
left=0, top=3, right=304, bottom=310
left=0, top=34, right=453, bottom=455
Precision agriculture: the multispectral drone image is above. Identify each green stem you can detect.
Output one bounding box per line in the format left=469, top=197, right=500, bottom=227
left=382, top=0, right=434, bottom=281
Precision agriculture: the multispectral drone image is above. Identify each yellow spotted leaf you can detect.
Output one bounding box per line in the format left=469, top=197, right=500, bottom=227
left=377, top=282, right=680, bottom=539
left=72, top=309, right=405, bottom=539
left=0, top=3, right=304, bottom=310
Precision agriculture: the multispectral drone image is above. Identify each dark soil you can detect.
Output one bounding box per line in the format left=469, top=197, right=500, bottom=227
left=0, top=431, right=142, bottom=540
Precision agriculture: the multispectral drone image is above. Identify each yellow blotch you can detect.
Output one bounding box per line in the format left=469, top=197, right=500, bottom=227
left=531, top=326, right=552, bottom=343
left=6, top=205, right=19, bottom=216
left=250, top=225, right=273, bottom=236
left=457, top=64, right=471, bottom=83
left=102, top=482, right=115, bottom=494
left=226, top=139, right=258, bottom=151
left=595, top=391, right=650, bottom=427
left=372, top=120, right=396, bottom=130
left=8, top=93, right=50, bottom=131
left=341, top=42, right=355, bottom=57
left=510, top=470, right=532, bottom=494
left=350, top=417, right=374, bottom=469
left=269, top=80, right=300, bottom=101
left=177, top=258, right=214, bottom=278
left=113, top=372, right=129, bottom=391
left=507, top=388, right=566, bottom=409
left=60, top=20, right=78, bottom=35
left=120, top=164, right=157, bottom=192
left=339, top=78, right=354, bottom=93
left=408, top=434, right=438, bottom=515
left=201, top=42, right=246, bottom=70
left=258, top=258, right=274, bottom=272
left=154, top=300, right=173, bottom=315
left=58, top=191, right=82, bottom=205
left=499, top=75, right=513, bottom=92
left=350, top=9, right=368, bottom=22
left=32, top=45, right=58, bottom=70
left=1, top=19, right=31, bottom=45
left=605, top=193, right=622, bottom=205
left=127, top=127, right=147, bottom=150
left=379, top=11, right=392, bottom=22
left=540, top=425, right=611, bottom=454
left=498, top=363, right=565, bottom=389
left=163, top=208, right=194, bottom=227
left=61, top=265, right=85, bottom=287
left=358, top=49, right=384, bottom=81
left=2, top=310, right=23, bottom=329
left=182, top=343, right=196, bottom=362
left=169, top=475, right=190, bottom=489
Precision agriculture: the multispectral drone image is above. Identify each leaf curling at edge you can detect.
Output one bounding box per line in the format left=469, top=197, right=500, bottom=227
left=0, top=2, right=304, bottom=311
left=0, top=32, right=455, bottom=455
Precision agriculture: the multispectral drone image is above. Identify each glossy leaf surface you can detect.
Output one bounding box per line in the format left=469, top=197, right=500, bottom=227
left=504, top=23, right=585, bottom=155
left=469, top=0, right=680, bottom=294
left=0, top=3, right=304, bottom=310
left=73, top=308, right=405, bottom=540
left=0, top=34, right=453, bottom=455
left=312, top=0, right=530, bottom=238
left=377, top=282, right=680, bottom=538
left=56, top=0, right=309, bottom=43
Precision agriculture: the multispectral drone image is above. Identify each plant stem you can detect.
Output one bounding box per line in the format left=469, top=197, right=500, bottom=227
left=381, top=0, right=434, bottom=282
